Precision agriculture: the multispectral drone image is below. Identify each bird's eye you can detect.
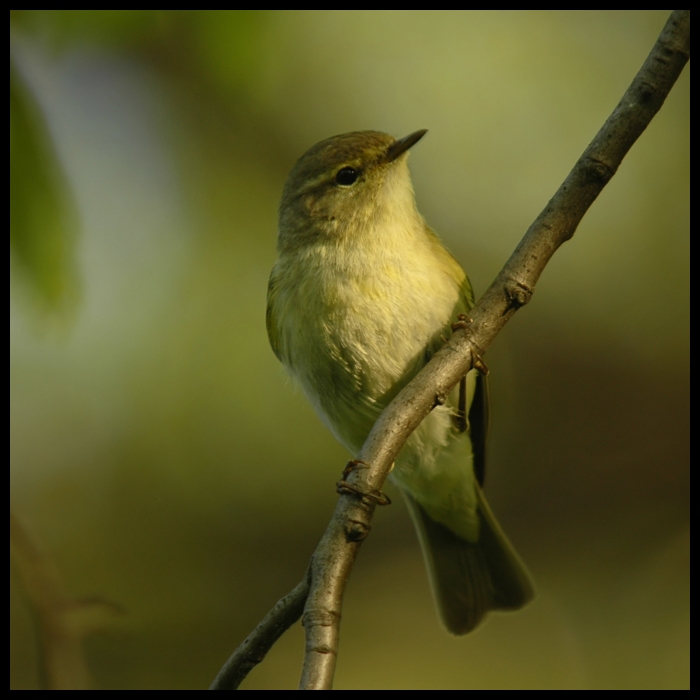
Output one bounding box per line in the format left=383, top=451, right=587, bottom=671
left=335, top=167, right=358, bottom=186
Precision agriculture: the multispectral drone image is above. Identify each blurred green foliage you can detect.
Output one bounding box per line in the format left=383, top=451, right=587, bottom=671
left=10, top=61, right=77, bottom=313
left=10, top=11, right=688, bottom=690
left=11, top=9, right=165, bottom=47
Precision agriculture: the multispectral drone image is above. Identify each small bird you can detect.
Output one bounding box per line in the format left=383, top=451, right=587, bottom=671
left=266, top=130, right=533, bottom=634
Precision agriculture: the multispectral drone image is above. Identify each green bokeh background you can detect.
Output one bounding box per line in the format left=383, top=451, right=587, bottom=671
left=10, top=11, right=689, bottom=689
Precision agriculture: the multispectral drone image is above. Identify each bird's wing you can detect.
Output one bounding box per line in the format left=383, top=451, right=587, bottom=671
left=470, top=371, right=489, bottom=487
left=455, top=272, right=489, bottom=487
left=266, top=269, right=283, bottom=362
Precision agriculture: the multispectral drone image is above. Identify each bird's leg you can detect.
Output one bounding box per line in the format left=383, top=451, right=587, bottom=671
left=471, top=349, right=489, bottom=376
left=450, top=312, right=472, bottom=332
left=450, top=314, right=490, bottom=376
left=448, top=314, right=487, bottom=432
left=454, top=375, right=468, bottom=433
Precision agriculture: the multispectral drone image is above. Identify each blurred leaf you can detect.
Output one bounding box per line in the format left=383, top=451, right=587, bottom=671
left=10, top=11, right=268, bottom=97
left=10, top=10, right=167, bottom=49
left=10, top=60, right=78, bottom=313
left=189, top=10, right=268, bottom=96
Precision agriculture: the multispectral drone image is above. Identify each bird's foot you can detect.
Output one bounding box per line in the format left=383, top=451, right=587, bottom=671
left=451, top=314, right=489, bottom=375
left=336, top=481, right=392, bottom=506
left=337, top=460, right=391, bottom=506
left=451, top=312, right=473, bottom=332
left=471, top=348, right=489, bottom=375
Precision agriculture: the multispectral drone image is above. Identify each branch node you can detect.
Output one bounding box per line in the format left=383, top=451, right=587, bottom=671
left=307, top=644, right=336, bottom=656
left=302, top=609, right=339, bottom=628
left=344, top=519, right=371, bottom=542
left=638, top=80, right=657, bottom=103
left=504, top=279, right=533, bottom=311
left=584, top=157, right=614, bottom=185
left=433, top=393, right=447, bottom=407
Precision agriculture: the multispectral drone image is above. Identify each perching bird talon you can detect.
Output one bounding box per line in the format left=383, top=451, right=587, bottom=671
left=472, top=350, right=489, bottom=376
left=451, top=313, right=473, bottom=332
left=336, top=480, right=392, bottom=506
left=453, top=375, right=468, bottom=433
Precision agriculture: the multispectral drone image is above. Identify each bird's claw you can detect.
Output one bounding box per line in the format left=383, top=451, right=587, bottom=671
left=451, top=313, right=473, bottom=332
left=338, top=460, right=391, bottom=506
left=342, top=459, right=370, bottom=480
left=472, top=349, right=489, bottom=375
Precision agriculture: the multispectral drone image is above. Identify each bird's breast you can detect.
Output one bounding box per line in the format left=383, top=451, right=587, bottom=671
left=270, top=237, right=465, bottom=451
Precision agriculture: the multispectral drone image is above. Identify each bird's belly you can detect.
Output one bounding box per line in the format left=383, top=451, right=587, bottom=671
left=290, top=270, right=463, bottom=455
left=274, top=255, right=479, bottom=540
left=300, top=292, right=480, bottom=540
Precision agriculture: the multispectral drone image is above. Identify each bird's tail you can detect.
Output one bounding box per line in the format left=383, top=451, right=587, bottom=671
left=402, top=486, right=534, bottom=635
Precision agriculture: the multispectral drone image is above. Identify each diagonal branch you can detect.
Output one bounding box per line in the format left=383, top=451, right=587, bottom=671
left=211, top=10, right=689, bottom=691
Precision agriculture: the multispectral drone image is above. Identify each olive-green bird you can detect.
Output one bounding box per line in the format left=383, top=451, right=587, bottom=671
left=267, top=130, right=533, bottom=634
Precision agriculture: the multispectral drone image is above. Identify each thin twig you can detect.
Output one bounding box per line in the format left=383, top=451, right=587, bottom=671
left=209, top=571, right=311, bottom=690
left=211, top=10, right=690, bottom=691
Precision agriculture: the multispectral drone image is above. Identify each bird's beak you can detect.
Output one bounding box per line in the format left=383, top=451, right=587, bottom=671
left=385, top=129, right=428, bottom=163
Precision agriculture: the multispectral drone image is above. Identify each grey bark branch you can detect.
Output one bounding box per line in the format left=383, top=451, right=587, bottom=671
left=210, top=10, right=689, bottom=690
